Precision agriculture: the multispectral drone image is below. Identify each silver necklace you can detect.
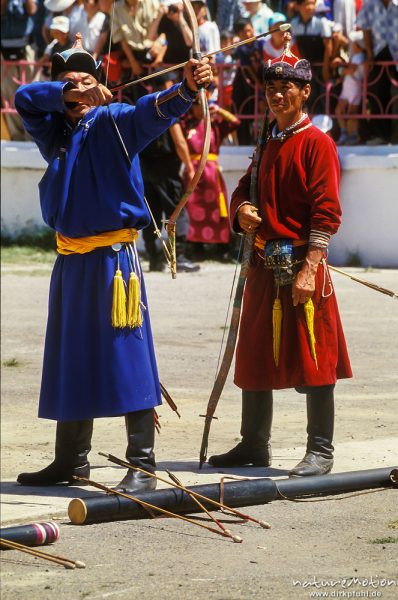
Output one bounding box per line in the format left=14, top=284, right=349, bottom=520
left=271, top=112, right=308, bottom=141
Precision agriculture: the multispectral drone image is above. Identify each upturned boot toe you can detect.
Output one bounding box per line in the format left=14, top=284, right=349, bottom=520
left=289, top=452, right=333, bottom=477
left=208, top=443, right=271, bottom=468
left=17, top=461, right=90, bottom=486
left=114, top=470, right=157, bottom=494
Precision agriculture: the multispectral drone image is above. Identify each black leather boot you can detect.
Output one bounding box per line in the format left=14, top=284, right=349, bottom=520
left=176, top=240, right=200, bottom=273
left=114, top=409, right=157, bottom=494
left=208, top=391, right=273, bottom=467
left=17, top=420, right=93, bottom=486
left=289, top=385, right=335, bottom=477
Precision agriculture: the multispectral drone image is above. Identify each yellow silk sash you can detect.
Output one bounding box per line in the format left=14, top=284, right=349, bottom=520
left=56, top=228, right=138, bottom=255
left=55, top=228, right=142, bottom=330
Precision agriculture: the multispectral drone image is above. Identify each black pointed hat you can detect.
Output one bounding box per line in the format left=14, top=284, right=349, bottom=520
left=51, top=33, right=101, bottom=81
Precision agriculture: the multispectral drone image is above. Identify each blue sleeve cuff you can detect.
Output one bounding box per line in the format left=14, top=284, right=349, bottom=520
left=153, top=82, right=198, bottom=120
left=180, top=80, right=199, bottom=101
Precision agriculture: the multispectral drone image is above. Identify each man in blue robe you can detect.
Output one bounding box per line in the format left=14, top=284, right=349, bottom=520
left=15, top=34, right=213, bottom=493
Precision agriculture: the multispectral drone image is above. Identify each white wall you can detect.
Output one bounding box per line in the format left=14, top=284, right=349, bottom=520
left=219, top=145, right=398, bottom=268
left=2, top=141, right=398, bottom=267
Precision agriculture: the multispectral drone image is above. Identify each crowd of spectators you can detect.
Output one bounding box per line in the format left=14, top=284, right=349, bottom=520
left=1, top=0, right=398, bottom=144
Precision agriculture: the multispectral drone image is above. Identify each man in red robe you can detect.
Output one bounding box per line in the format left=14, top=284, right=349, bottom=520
left=208, top=43, right=352, bottom=477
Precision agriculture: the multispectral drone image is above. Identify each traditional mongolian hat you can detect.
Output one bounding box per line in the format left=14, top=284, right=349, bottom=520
left=263, top=34, right=312, bottom=83
left=51, top=33, right=101, bottom=81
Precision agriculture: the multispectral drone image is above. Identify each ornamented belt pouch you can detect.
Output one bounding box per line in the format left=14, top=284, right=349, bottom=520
left=263, top=239, right=294, bottom=268
left=263, top=239, right=304, bottom=287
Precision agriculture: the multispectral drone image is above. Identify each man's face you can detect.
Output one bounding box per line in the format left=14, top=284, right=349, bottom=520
left=265, top=79, right=310, bottom=118
left=58, top=71, right=98, bottom=121
left=238, top=23, right=255, bottom=41
left=298, top=0, right=316, bottom=21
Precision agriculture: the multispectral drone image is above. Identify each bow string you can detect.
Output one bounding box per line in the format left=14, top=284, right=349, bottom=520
left=165, top=0, right=212, bottom=279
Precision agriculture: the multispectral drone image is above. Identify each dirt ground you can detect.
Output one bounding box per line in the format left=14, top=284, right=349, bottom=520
left=1, top=249, right=397, bottom=600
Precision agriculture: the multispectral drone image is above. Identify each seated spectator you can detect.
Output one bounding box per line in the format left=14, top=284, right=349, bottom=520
left=335, top=30, right=365, bottom=145
left=1, top=0, right=37, bottom=139
left=112, top=0, right=166, bottom=77
left=356, top=0, right=398, bottom=145
left=36, top=15, right=70, bottom=77
left=152, top=0, right=193, bottom=64
left=242, top=0, right=273, bottom=35
left=192, top=0, right=220, bottom=54
left=291, top=0, right=333, bottom=112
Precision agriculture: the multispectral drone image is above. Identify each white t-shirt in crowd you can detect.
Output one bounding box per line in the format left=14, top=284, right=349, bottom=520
left=199, top=20, right=221, bottom=54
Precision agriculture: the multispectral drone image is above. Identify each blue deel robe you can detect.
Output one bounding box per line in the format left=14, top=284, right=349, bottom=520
left=15, top=80, right=194, bottom=421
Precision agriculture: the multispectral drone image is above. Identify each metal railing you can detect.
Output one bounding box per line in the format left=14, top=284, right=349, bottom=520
left=2, top=58, right=397, bottom=140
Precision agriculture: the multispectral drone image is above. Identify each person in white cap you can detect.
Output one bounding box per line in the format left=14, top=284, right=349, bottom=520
left=34, top=15, right=70, bottom=79
left=40, top=16, right=71, bottom=65
left=42, top=0, right=81, bottom=46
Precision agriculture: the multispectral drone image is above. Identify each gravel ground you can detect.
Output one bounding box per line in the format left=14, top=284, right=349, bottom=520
left=1, top=251, right=397, bottom=599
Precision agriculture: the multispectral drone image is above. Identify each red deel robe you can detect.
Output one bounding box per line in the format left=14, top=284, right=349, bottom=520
left=230, top=118, right=352, bottom=390
left=183, top=115, right=237, bottom=244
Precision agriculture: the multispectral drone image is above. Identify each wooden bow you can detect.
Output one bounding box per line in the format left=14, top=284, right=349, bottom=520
left=165, top=0, right=211, bottom=278
left=198, top=114, right=268, bottom=468
left=199, top=28, right=294, bottom=467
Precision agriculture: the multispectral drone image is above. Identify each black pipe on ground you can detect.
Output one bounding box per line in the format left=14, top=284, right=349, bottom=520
left=68, top=467, right=397, bottom=525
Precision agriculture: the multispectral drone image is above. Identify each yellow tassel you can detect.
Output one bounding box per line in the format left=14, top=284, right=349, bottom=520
left=219, top=190, right=228, bottom=218
left=112, top=269, right=127, bottom=328
left=272, top=297, right=282, bottom=367
left=216, top=167, right=228, bottom=218
left=304, top=299, right=318, bottom=369
left=127, top=271, right=142, bottom=329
